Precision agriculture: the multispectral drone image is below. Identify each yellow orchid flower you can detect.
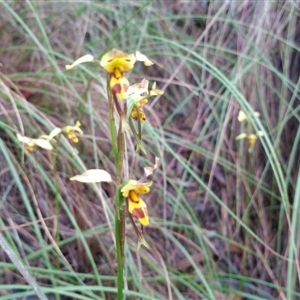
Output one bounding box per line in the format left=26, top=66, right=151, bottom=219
left=109, top=75, right=130, bottom=101
left=100, top=49, right=136, bottom=76
left=131, top=107, right=146, bottom=122
left=127, top=79, right=164, bottom=121
left=121, top=180, right=152, bottom=196
left=66, top=49, right=154, bottom=101
left=63, top=121, right=83, bottom=143
left=128, top=197, right=149, bottom=226
left=236, top=131, right=264, bottom=152
left=121, top=180, right=152, bottom=226
left=101, top=49, right=153, bottom=101
left=17, top=133, right=53, bottom=152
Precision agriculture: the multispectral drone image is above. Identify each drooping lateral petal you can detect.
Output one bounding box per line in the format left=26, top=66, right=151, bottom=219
left=128, top=197, right=149, bottom=225
left=110, top=76, right=129, bottom=100
left=131, top=107, right=146, bottom=122
left=70, top=169, right=112, bottom=183
left=247, top=134, right=258, bottom=147
left=65, top=54, right=95, bottom=70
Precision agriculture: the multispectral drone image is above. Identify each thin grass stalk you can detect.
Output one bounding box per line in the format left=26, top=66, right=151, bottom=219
left=51, top=141, right=61, bottom=300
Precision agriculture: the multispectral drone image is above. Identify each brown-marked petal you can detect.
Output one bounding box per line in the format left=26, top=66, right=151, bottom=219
left=131, top=107, right=146, bottom=122
left=110, top=76, right=129, bottom=100
left=128, top=197, right=149, bottom=225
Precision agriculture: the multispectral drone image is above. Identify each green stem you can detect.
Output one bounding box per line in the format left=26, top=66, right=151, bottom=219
left=51, top=138, right=61, bottom=300
left=107, top=74, right=126, bottom=300
left=116, top=98, right=126, bottom=300
left=107, top=75, right=118, bottom=165
left=115, top=188, right=125, bottom=300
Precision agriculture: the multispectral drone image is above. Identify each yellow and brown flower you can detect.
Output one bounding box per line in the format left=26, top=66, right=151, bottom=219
left=66, top=49, right=154, bottom=101
left=63, top=121, right=83, bottom=143
left=127, top=79, right=163, bottom=122
left=121, top=180, right=152, bottom=225
left=17, top=133, right=54, bottom=153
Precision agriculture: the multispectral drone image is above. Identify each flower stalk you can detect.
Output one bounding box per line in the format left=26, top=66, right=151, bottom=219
left=65, top=49, right=163, bottom=300
left=106, top=73, right=126, bottom=299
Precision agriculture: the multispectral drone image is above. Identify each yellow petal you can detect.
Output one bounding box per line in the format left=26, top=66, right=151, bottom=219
left=121, top=180, right=152, bottom=197
left=129, top=190, right=140, bottom=203
left=131, top=107, right=146, bottom=122
left=150, top=89, right=164, bottom=96
left=121, top=180, right=139, bottom=197
left=74, top=126, right=83, bottom=134
left=70, top=169, right=112, bottom=183
left=135, top=185, right=151, bottom=194
left=67, top=132, right=79, bottom=143
left=128, top=197, right=149, bottom=225
left=248, top=134, right=258, bottom=147
left=64, top=124, right=83, bottom=135
left=135, top=51, right=154, bottom=66
left=110, top=76, right=129, bottom=100
left=100, top=49, right=136, bottom=73
left=150, top=82, right=164, bottom=96
left=26, top=145, right=36, bottom=153
left=65, top=54, right=95, bottom=70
